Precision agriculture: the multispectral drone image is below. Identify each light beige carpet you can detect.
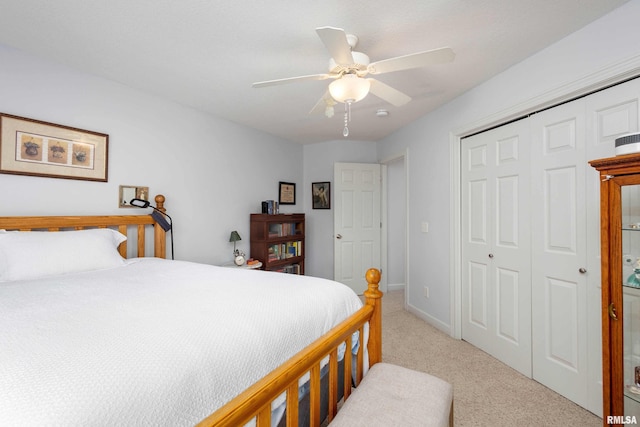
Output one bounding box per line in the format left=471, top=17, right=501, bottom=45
left=379, top=290, right=601, bottom=426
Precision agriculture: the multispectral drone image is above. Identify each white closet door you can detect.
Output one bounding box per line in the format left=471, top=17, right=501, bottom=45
left=584, top=78, right=640, bottom=416
left=462, top=118, right=532, bottom=376
left=530, top=98, right=588, bottom=407
left=461, top=77, right=640, bottom=415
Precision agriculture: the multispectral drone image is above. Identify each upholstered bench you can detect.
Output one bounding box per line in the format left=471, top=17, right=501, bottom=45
left=329, top=362, right=453, bottom=427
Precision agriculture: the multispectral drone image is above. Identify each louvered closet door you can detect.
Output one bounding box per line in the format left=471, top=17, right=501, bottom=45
left=461, top=118, right=532, bottom=377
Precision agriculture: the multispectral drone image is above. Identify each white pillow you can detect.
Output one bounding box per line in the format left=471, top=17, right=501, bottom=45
left=0, top=228, right=127, bottom=282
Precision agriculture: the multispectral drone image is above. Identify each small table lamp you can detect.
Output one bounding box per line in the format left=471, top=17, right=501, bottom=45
left=229, top=230, right=245, bottom=265
left=229, top=230, right=241, bottom=253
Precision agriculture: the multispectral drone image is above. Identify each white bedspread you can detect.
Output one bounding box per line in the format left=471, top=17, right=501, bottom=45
left=0, top=258, right=364, bottom=426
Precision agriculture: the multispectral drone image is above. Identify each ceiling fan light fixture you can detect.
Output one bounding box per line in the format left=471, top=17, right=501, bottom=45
left=329, top=74, right=370, bottom=103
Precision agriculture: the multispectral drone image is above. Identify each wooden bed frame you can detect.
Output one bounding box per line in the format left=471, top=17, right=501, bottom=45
left=0, top=194, right=383, bottom=427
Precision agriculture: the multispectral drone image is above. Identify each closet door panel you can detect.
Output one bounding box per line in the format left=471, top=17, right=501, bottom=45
left=531, top=98, right=588, bottom=407
left=586, top=78, right=640, bottom=416
left=463, top=135, right=494, bottom=351
left=546, top=277, right=580, bottom=369
left=496, top=175, right=519, bottom=247
left=469, top=261, right=488, bottom=328
left=545, top=167, right=578, bottom=253
left=462, top=118, right=531, bottom=376
left=497, top=267, right=520, bottom=343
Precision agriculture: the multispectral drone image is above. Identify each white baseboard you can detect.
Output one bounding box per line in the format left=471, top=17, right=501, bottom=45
left=387, top=283, right=405, bottom=292
left=406, top=302, right=452, bottom=336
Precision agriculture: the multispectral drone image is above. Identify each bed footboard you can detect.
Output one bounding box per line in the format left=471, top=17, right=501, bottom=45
left=198, top=268, right=383, bottom=427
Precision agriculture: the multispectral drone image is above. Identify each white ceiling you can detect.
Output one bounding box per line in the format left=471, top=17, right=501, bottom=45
left=0, top=0, right=630, bottom=144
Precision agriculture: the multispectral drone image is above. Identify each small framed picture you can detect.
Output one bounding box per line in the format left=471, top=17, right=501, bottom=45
left=312, top=182, right=331, bottom=209
left=279, top=181, right=296, bottom=205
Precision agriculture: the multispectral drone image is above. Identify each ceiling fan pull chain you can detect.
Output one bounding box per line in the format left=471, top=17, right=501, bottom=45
left=343, top=102, right=349, bottom=137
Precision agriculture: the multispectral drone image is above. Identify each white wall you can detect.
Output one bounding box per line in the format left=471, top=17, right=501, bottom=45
left=302, top=140, right=377, bottom=279
left=0, top=44, right=303, bottom=265
left=377, top=0, right=640, bottom=331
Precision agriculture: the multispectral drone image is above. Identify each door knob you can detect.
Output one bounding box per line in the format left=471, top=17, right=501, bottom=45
left=336, top=234, right=342, bottom=239
left=579, top=268, right=587, bottom=274
left=488, top=253, right=494, bottom=258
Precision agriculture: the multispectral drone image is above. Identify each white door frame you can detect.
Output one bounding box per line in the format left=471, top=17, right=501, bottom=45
left=450, top=56, right=640, bottom=339
left=381, top=149, right=410, bottom=299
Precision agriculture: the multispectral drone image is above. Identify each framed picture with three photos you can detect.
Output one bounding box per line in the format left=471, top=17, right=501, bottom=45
left=0, top=113, right=108, bottom=182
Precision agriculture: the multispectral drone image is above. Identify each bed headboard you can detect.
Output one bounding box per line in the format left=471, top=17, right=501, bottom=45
left=0, top=194, right=167, bottom=259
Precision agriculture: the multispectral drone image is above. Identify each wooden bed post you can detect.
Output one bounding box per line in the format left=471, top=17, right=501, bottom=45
left=153, top=194, right=167, bottom=259
left=364, top=268, right=383, bottom=366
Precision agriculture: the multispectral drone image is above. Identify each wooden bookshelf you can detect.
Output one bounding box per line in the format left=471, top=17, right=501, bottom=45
left=249, top=213, right=305, bottom=274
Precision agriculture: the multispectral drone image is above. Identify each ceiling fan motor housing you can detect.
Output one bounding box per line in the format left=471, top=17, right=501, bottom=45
left=329, top=51, right=370, bottom=75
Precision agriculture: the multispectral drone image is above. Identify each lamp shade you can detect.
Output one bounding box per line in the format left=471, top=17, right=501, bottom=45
left=329, top=74, right=370, bottom=103
left=229, top=231, right=241, bottom=242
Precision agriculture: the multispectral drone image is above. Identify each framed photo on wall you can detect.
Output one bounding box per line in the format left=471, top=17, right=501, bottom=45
left=279, top=181, right=296, bottom=205
left=312, top=181, right=330, bottom=209
left=0, top=113, right=109, bottom=182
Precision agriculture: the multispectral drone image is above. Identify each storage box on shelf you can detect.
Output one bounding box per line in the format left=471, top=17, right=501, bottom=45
left=250, top=213, right=305, bottom=274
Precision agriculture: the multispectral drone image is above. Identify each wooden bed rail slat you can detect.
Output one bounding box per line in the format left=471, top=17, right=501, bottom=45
left=285, top=382, right=299, bottom=427
left=328, top=348, right=339, bottom=421
left=117, top=225, right=128, bottom=258
left=137, top=224, right=145, bottom=257
left=198, top=268, right=382, bottom=427
left=310, top=364, right=321, bottom=427
left=343, top=335, right=353, bottom=401
left=356, top=325, right=365, bottom=385
left=256, top=405, right=270, bottom=427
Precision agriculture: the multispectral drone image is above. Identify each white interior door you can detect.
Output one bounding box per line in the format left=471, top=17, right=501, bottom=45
left=530, top=98, right=589, bottom=407
left=334, top=163, right=381, bottom=294
left=461, top=119, right=532, bottom=376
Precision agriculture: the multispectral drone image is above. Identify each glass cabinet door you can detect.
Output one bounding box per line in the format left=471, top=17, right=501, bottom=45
left=621, top=184, right=640, bottom=418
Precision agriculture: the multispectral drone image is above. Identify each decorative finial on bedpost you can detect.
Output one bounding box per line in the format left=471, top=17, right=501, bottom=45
left=364, top=268, right=383, bottom=366
left=155, top=195, right=166, bottom=213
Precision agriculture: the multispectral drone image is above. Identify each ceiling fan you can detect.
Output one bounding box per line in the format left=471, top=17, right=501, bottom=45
left=252, top=26, right=455, bottom=111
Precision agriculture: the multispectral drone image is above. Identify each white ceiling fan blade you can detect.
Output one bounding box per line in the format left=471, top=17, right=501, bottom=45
left=316, top=26, right=354, bottom=65
left=253, top=74, right=332, bottom=88
left=309, top=90, right=336, bottom=115
left=368, top=47, right=455, bottom=75
left=367, top=78, right=411, bottom=107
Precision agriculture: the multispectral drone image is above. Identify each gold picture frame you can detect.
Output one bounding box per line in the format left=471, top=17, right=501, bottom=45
left=0, top=113, right=108, bottom=182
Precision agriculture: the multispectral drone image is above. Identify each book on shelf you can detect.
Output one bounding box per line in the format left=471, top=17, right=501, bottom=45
left=261, top=200, right=280, bottom=215
left=267, top=241, right=302, bottom=261
left=267, top=222, right=300, bottom=237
